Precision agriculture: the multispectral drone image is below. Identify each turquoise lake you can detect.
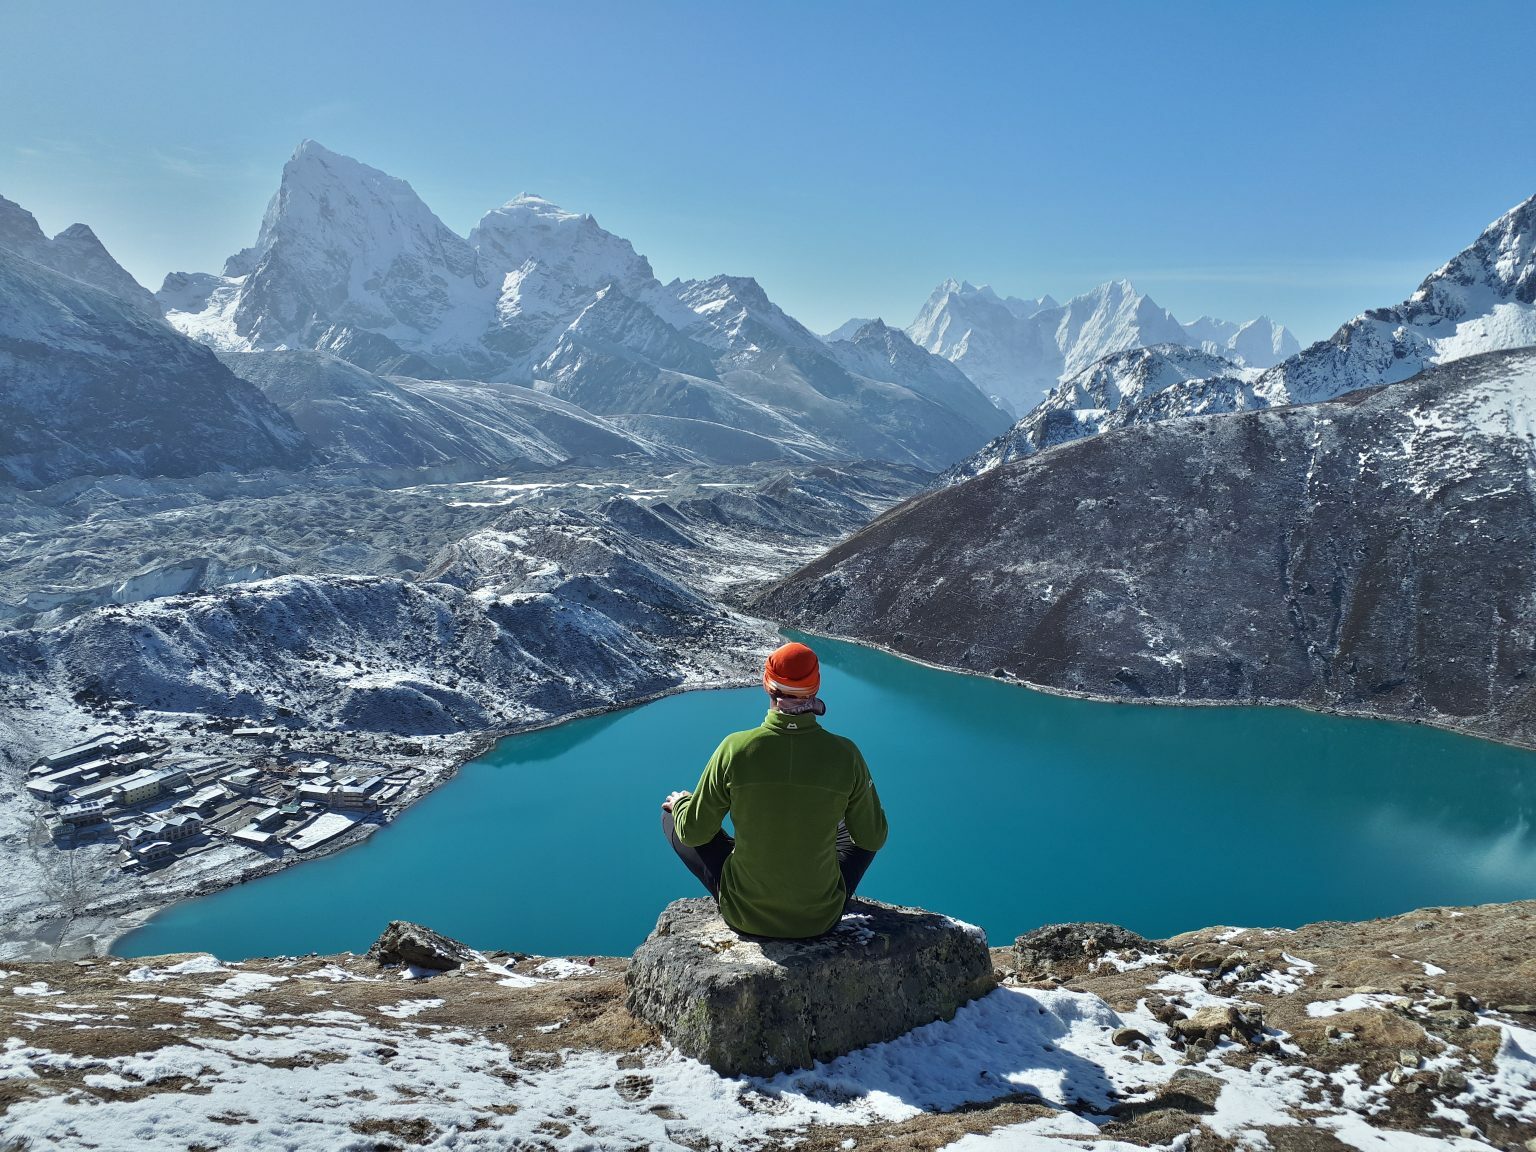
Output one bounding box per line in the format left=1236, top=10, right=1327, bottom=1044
left=117, top=636, right=1536, bottom=959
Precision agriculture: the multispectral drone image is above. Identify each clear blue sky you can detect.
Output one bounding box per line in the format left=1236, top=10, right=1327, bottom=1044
left=2, top=0, right=1532, bottom=343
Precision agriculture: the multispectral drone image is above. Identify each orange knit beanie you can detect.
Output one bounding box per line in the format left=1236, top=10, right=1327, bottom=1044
left=763, top=641, right=820, bottom=697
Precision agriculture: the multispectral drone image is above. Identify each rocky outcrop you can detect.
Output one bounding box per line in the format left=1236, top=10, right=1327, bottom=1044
left=624, top=896, right=996, bottom=1075
left=367, top=920, right=477, bottom=971
left=1013, top=922, right=1160, bottom=980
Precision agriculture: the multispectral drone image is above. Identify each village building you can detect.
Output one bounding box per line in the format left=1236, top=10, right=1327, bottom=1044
left=122, top=814, right=201, bottom=849
left=56, top=799, right=110, bottom=827
left=295, top=781, right=333, bottom=807
left=221, top=768, right=262, bottom=796
left=70, top=776, right=131, bottom=805
left=251, top=807, right=288, bottom=832
left=33, top=732, right=137, bottom=773
left=332, top=775, right=386, bottom=809
left=174, top=785, right=227, bottom=814
left=231, top=826, right=278, bottom=849
left=127, top=840, right=175, bottom=865
left=25, top=775, right=71, bottom=802
left=110, top=767, right=190, bottom=808
left=285, top=811, right=359, bottom=852
left=231, top=726, right=282, bottom=740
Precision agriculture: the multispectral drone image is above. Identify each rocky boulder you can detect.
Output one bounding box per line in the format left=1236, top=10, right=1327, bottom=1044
left=1012, top=922, right=1159, bottom=979
left=366, top=920, right=477, bottom=971
left=625, top=897, right=996, bottom=1077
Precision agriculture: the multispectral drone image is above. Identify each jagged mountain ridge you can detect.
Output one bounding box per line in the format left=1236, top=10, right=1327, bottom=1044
left=945, top=344, right=1260, bottom=481
left=905, top=277, right=1296, bottom=413
left=1255, top=191, right=1536, bottom=406
left=949, top=190, right=1536, bottom=481
left=755, top=346, right=1536, bottom=746
left=159, top=141, right=1011, bottom=470
left=0, top=195, right=161, bottom=318
left=0, top=246, right=314, bottom=488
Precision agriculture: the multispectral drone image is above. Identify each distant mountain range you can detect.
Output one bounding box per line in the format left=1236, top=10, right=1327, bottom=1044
left=4, top=143, right=1531, bottom=497
left=947, top=191, right=1536, bottom=480
left=898, top=278, right=1298, bottom=414
left=154, top=141, right=1013, bottom=472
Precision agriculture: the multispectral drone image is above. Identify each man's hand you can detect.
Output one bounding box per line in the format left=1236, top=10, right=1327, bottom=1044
left=661, top=790, right=690, bottom=813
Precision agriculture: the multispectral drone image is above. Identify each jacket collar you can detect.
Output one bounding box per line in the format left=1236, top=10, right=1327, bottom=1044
left=762, top=709, right=821, bottom=733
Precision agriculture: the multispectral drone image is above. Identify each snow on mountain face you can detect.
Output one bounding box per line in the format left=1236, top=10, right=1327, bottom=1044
left=470, top=194, right=660, bottom=361
left=906, top=280, right=1058, bottom=415
left=946, top=344, right=1258, bottom=481
left=219, top=349, right=653, bottom=469
left=908, top=277, right=1297, bottom=411
left=821, top=317, right=876, bottom=343
left=532, top=286, right=720, bottom=397
left=672, top=274, right=828, bottom=359
left=1185, top=315, right=1300, bottom=366
left=161, top=141, right=492, bottom=372
left=1258, top=192, right=1536, bottom=406
left=826, top=319, right=1012, bottom=438
left=155, top=142, right=1016, bottom=470
left=0, top=195, right=160, bottom=317
left=949, top=190, right=1536, bottom=483
left=0, top=246, right=314, bottom=487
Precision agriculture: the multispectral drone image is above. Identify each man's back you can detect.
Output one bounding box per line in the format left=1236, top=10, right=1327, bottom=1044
left=673, top=709, right=887, bottom=938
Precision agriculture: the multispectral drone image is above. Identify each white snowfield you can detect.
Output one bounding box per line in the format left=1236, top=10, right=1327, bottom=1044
left=0, top=960, right=1531, bottom=1152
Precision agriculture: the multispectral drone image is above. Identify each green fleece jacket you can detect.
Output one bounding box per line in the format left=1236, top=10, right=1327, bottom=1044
left=673, top=709, right=888, bottom=938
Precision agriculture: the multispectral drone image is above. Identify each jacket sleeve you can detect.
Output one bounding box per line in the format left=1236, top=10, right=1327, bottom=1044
left=673, top=739, right=731, bottom=847
left=843, top=747, right=888, bottom=851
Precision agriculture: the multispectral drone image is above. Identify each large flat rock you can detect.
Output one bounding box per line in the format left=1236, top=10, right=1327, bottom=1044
left=625, top=896, right=997, bottom=1076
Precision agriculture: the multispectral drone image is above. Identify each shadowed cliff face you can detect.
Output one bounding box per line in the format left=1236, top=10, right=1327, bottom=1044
left=752, top=347, right=1536, bottom=747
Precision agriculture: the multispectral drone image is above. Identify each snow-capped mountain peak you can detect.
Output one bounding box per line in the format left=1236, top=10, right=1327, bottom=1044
left=171, top=139, right=489, bottom=370
left=908, top=274, right=1298, bottom=411
left=1259, top=190, right=1536, bottom=405
left=673, top=274, right=825, bottom=356
left=469, top=191, right=658, bottom=362
left=821, top=317, right=878, bottom=343
left=1407, top=191, right=1536, bottom=323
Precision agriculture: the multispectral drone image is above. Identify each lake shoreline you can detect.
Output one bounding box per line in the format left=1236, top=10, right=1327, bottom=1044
left=784, top=625, right=1536, bottom=755
left=98, top=675, right=760, bottom=962
left=81, top=618, right=1536, bottom=964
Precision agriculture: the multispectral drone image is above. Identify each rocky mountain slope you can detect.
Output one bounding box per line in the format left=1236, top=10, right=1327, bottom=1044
left=906, top=278, right=1296, bottom=413
left=0, top=899, right=1530, bottom=1150
left=160, top=141, right=1010, bottom=470
left=755, top=347, right=1536, bottom=747
left=0, top=246, right=314, bottom=488
left=219, top=349, right=655, bottom=469
left=954, top=190, right=1536, bottom=480
left=1256, top=191, right=1536, bottom=407
left=0, top=195, right=160, bottom=317
left=946, top=344, right=1260, bottom=481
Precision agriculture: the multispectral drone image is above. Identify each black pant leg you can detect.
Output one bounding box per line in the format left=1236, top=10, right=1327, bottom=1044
left=661, top=807, right=733, bottom=899
left=836, top=820, right=877, bottom=903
